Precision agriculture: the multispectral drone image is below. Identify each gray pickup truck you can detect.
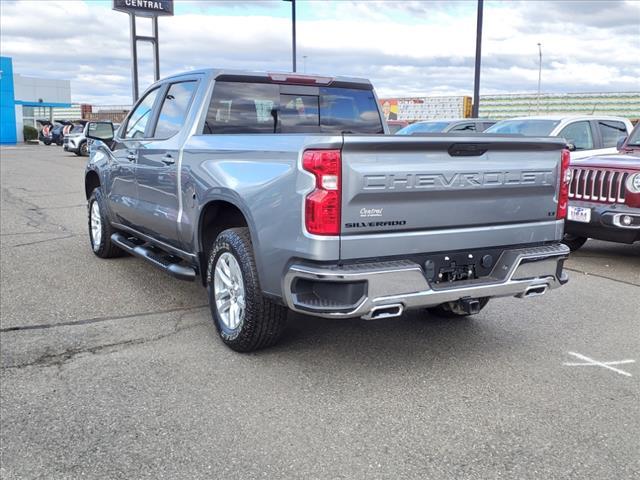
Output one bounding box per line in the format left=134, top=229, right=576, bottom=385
left=85, top=69, right=570, bottom=352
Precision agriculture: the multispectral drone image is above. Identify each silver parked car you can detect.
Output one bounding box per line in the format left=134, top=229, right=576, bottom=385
left=396, top=119, right=496, bottom=135
left=63, top=123, right=89, bottom=156
left=485, top=115, right=633, bottom=160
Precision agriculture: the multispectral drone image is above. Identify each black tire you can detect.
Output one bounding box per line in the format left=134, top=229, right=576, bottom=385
left=207, top=227, right=287, bottom=352
left=79, top=141, right=89, bottom=156
left=87, top=188, right=123, bottom=258
left=562, top=234, right=588, bottom=252
left=43, top=139, right=52, bottom=146
left=427, top=297, right=490, bottom=318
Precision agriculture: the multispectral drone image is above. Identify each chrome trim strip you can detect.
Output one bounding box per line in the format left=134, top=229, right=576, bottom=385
left=617, top=172, right=627, bottom=203
left=574, top=169, right=582, bottom=199
left=608, top=171, right=615, bottom=202
left=599, top=170, right=607, bottom=201
left=568, top=168, right=575, bottom=198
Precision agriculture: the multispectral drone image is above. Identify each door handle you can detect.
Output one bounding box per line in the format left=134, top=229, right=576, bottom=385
left=161, top=154, right=175, bottom=165
left=126, top=152, right=136, bottom=162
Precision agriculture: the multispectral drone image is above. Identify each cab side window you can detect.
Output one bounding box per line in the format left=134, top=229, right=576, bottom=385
left=559, top=121, right=594, bottom=150
left=153, top=81, right=197, bottom=139
left=124, top=88, right=160, bottom=139
left=598, top=120, right=627, bottom=148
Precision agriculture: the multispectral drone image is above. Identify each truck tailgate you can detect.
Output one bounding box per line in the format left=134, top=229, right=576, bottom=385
left=340, top=135, right=566, bottom=259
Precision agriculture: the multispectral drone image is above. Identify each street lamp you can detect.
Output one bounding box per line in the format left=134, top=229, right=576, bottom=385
left=537, top=43, right=542, bottom=114
left=283, top=0, right=297, bottom=72
left=472, top=0, right=483, bottom=118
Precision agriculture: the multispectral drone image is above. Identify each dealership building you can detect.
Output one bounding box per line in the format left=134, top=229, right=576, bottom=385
left=0, top=56, right=72, bottom=144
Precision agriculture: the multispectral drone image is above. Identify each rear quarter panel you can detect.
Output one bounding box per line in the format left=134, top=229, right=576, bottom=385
left=180, top=134, right=343, bottom=297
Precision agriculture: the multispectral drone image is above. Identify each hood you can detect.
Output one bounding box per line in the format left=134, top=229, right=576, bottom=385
left=571, top=153, right=640, bottom=171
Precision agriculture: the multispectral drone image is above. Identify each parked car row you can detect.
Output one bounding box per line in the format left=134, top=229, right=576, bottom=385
left=394, top=115, right=633, bottom=160
left=37, top=120, right=120, bottom=157
left=390, top=114, right=638, bottom=250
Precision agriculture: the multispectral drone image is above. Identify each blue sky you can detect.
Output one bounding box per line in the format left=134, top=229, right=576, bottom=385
left=1, top=0, right=638, bottom=105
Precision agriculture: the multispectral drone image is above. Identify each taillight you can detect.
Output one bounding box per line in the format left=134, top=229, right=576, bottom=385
left=303, top=149, right=341, bottom=235
left=557, top=148, right=571, bottom=219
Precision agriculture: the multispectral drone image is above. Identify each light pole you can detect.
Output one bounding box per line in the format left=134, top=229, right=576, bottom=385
left=284, top=0, right=297, bottom=72
left=537, top=43, right=542, bottom=114
left=471, top=0, right=483, bottom=118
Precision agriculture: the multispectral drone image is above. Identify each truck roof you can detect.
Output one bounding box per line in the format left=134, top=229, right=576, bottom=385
left=161, top=68, right=373, bottom=87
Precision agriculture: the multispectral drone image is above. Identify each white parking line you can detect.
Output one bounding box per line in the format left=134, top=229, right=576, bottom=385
left=564, top=351, right=635, bottom=377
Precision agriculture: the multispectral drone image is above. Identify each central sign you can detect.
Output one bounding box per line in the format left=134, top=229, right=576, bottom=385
left=113, top=0, right=174, bottom=17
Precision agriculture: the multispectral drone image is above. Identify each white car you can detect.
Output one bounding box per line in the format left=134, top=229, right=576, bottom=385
left=485, top=115, right=634, bottom=160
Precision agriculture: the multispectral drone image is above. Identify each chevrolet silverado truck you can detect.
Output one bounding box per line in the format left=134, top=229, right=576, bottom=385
left=85, top=69, right=570, bottom=352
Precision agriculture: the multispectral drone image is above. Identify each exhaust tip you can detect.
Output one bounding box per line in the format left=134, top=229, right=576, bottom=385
left=363, top=304, right=404, bottom=320
left=523, top=285, right=548, bottom=297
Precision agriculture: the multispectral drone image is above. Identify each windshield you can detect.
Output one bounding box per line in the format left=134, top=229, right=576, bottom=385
left=485, top=119, right=561, bottom=136
left=627, top=125, right=640, bottom=146
left=396, top=122, right=450, bottom=135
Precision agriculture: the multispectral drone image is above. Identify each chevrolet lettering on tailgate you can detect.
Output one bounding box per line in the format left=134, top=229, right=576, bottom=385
left=363, top=170, right=554, bottom=190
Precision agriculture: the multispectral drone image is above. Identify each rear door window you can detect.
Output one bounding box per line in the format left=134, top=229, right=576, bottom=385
left=204, top=81, right=383, bottom=134
left=597, top=120, right=627, bottom=148
left=153, top=81, right=197, bottom=139
left=558, top=121, right=594, bottom=150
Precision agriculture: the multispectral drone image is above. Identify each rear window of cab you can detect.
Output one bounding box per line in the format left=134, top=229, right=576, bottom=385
left=203, top=81, right=383, bottom=135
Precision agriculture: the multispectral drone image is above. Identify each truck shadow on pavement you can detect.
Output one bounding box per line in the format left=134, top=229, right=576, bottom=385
left=267, top=308, right=510, bottom=368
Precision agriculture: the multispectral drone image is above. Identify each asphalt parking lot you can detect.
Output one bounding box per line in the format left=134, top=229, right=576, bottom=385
left=1, top=144, right=638, bottom=479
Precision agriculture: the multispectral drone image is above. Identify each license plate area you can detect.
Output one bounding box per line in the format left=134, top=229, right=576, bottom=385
left=568, top=206, right=591, bottom=223
left=423, top=248, right=502, bottom=285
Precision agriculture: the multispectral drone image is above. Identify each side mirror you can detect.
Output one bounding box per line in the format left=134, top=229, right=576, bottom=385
left=86, top=122, right=114, bottom=143
left=566, top=142, right=576, bottom=152
left=616, top=135, right=628, bottom=151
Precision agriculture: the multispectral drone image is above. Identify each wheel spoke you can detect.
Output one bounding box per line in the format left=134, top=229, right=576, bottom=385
left=221, top=257, right=232, bottom=277
left=215, top=289, right=230, bottom=301
left=215, top=265, right=233, bottom=287
left=218, top=299, right=231, bottom=313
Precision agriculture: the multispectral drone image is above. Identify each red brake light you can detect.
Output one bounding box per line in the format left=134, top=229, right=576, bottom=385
left=302, top=149, right=341, bottom=235
left=557, top=148, right=571, bottom=219
left=268, top=73, right=333, bottom=85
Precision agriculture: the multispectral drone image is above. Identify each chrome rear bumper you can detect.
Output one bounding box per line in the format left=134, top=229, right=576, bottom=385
left=283, top=243, right=569, bottom=319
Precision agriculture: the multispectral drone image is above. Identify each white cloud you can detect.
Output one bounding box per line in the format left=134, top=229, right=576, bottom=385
left=0, top=0, right=638, bottom=105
